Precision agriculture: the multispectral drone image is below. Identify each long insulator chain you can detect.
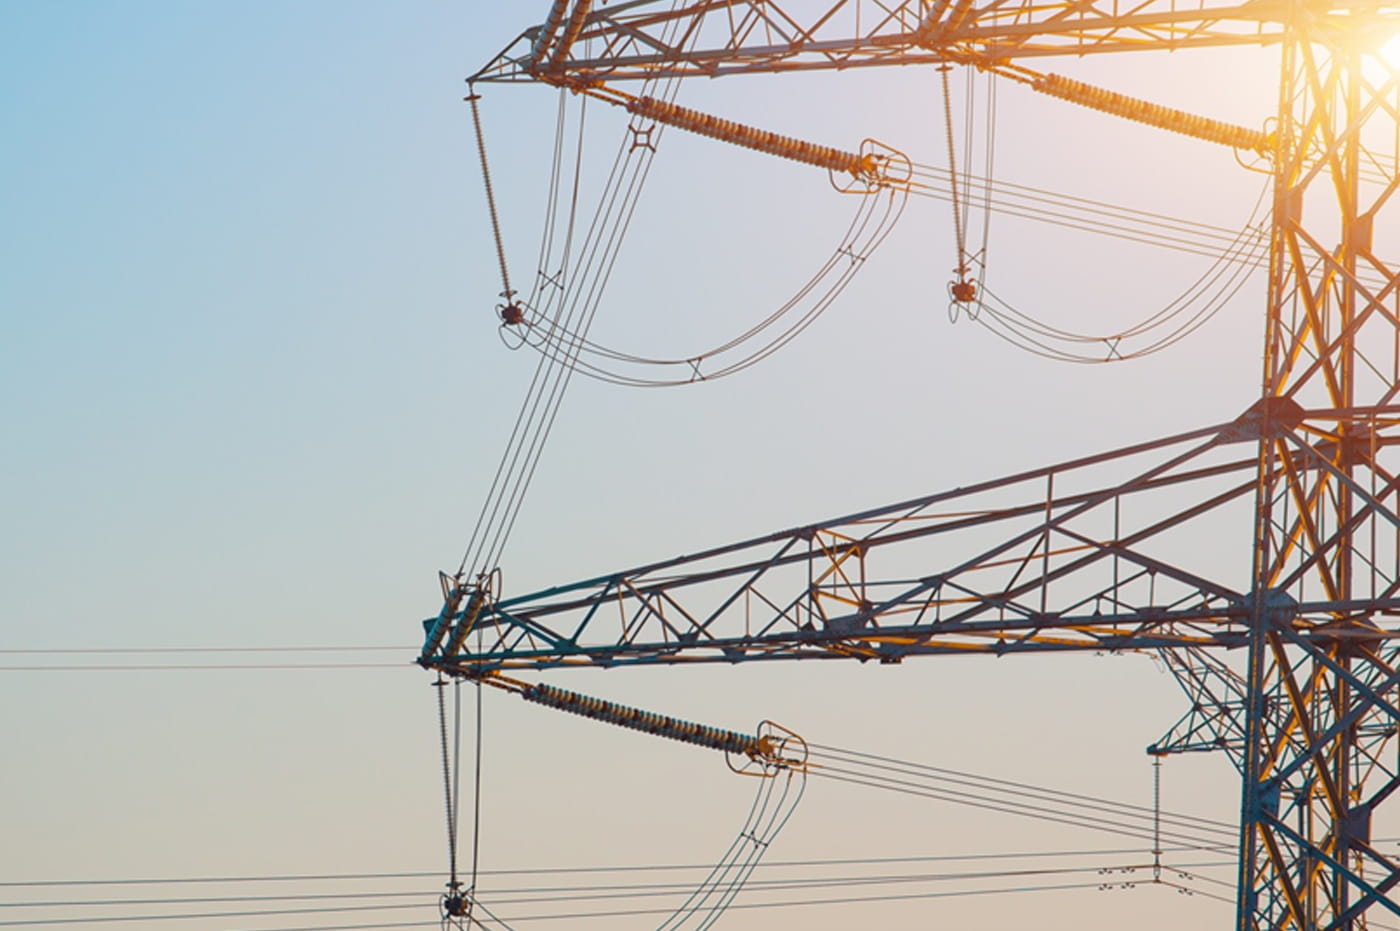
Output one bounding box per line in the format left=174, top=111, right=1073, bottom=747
left=1151, top=753, right=1163, bottom=881
left=1024, top=71, right=1271, bottom=155
left=467, top=89, right=517, bottom=309
left=443, top=586, right=490, bottom=659
left=620, top=93, right=875, bottom=179
left=520, top=681, right=767, bottom=757
left=419, top=574, right=466, bottom=664
left=939, top=65, right=976, bottom=304
left=434, top=677, right=461, bottom=894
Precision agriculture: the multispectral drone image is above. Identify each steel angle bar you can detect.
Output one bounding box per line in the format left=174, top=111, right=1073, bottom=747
left=1270, top=629, right=1400, bottom=746
left=419, top=416, right=1322, bottom=671
left=1276, top=430, right=1400, bottom=535
left=1262, top=816, right=1400, bottom=923
left=470, top=0, right=1299, bottom=85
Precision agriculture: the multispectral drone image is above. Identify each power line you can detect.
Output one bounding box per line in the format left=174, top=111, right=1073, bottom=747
left=244, top=879, right=1214, bottom=930
left=0, top=663, right=406, bottom=672
left=0, top=847, right=1219, bottom=887
left=0, top=874, right=1230, bottom=929
left=0, top=647, right=408, bottom=654
left=809, top=742, right=1235, bottom=833
left=4, top=860, right=1236, bottom=911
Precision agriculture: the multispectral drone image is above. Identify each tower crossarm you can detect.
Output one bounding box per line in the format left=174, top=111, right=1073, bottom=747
left=469, top=0, right=1400, bottom=85
left=420, top=406, right=1400, bottom=675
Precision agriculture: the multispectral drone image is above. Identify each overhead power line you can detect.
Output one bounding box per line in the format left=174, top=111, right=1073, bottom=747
left=0, top=846, right=1226, bottom=887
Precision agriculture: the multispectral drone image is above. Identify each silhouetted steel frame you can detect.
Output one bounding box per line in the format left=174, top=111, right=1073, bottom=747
left=470, top=0, right=1291, bottom=83
left=442, top=3, right=1400, bottom=928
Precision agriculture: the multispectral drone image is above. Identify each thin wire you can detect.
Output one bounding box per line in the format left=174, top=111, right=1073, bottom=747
left=0, top=646, right=405, bottom=654
left=506, top=167, right=1264, bottom=383
left=86, top=878, right=1188, bottom=930
left=0, top=902, right=434, bottom=926
left=978, top=63, right=997, bottom=284
left=458, top=88, right=624, bottom=575
left=807, top=765, right=1233, bottom=853
left=509, top=185, right=907, bottom=386
left=0, top=892, right=431, bottom=909
left=3, top=862, right=1235, bottom=908
left=0, top=848, right=1245, bottom=887
left=1153, top=755, right=1163, bottom=880
left=804, top=758, right=1234, bottom=842
left=469, top=680, right=484, bottom=896
left=531, top=90, right=570, bottom=301
left=806, top=743, right=1235, bottom=833
left=388, top=880, right=1168, bottom=925
left=459, top=42, right=682, bottom=578
left=470, top=13, right=700, bottom=574
left=0, top=663, right=406, bottom=671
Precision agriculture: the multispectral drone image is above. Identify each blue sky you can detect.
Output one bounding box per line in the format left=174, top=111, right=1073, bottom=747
left=1, top=3, right=1287, bottom=928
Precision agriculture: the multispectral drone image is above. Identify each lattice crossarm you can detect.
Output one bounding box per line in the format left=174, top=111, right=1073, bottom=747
left=469, top=0, right=1314, bottom=85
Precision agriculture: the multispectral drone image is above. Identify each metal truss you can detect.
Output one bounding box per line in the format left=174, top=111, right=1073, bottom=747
left=439, top=3, right=1400, bottom=928
left=470, top=0, right=1304, bottom=85
left=1230, top=13, right=1400, bottom=929
left=422, top=406, right=1400, bottom=672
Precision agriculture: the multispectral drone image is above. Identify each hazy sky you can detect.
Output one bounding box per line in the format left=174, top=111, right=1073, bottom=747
left=2, top=3, right=1298, bottom=928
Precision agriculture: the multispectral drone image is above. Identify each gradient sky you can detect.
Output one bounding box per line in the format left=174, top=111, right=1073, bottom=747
left=2, top=3, right=1301, bottom=928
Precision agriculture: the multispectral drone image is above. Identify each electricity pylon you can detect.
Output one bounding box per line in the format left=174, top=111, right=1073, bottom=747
left=429, top=3, right=1400, bottom=928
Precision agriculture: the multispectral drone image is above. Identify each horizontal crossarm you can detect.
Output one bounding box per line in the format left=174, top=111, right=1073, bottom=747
left=420, top=406, right=1400, bottom=674
left=468, top=0, right=1400, bottom=85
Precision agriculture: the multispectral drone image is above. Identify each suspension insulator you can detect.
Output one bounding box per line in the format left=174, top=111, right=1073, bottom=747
left=623, top=94, right=876, bottom=179
left=520, top=682, right=764, bottom=756
left=529, top=0, right=570, bottom=68
left=419, top=573, right=467, bottom=663
left=1030, top=72, right=1270, bottom=155
left=548, top=0, right=593, bottom=70
left=442, top=587, right=490, bottom=659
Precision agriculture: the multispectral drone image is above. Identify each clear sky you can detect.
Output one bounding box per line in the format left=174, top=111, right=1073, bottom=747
left=2, top=3, right=1297, bottom=929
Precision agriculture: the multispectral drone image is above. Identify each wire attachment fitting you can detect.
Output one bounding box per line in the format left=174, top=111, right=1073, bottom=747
left=726, top=719, right=809, bottom=777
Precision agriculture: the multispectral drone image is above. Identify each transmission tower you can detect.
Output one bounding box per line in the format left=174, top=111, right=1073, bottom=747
left=428, top=3, right=1400, bottom=928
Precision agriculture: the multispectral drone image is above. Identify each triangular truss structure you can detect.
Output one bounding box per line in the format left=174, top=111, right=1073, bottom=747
left=428, top=3, right=1400, bottom=928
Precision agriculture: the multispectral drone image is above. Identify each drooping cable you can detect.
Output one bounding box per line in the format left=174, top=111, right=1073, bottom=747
left=454, top=8, right=700, bottom=584
left=215, top=879, right=1227, bottom=929
left=469, top=679, right=483, bottom=898
left=1152, top=754, right=1164, bottom=881
left=0, top=848, right=1241, bottom=887
left=952, top=178, right=1273, bottom=362
left=497, top=137, right=1277, bottom=384
left=502, top=171, right=1265, bottom=383
left=0, top=850, right=1246, bottom=926
left=477, top=62, right=1298, bottom=387
left=506, top=179, right=908, bottom=386
left=802, top=742, right=1237, bottom=854
left=656, top=762, right=807, bottom=929
left=439, top=15, right=704, bottom=921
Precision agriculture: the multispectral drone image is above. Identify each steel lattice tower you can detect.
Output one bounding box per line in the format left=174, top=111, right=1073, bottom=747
left=429, top=3, right=1400, bottom=927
